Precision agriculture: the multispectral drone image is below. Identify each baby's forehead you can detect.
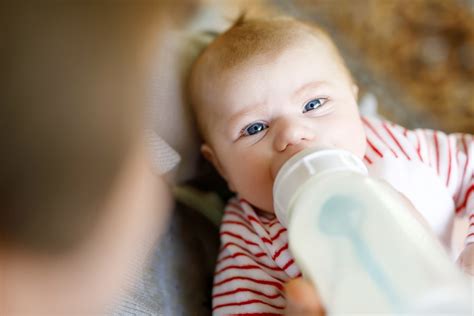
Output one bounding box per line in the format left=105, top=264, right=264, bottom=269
left=193, top=33, right=343, bottom=102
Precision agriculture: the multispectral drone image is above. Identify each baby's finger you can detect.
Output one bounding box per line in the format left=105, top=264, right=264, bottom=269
left=284, top=277, right=325, bottom=316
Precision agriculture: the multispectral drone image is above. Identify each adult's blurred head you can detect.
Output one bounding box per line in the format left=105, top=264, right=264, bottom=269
left=0, top=1, right=190, bottom=313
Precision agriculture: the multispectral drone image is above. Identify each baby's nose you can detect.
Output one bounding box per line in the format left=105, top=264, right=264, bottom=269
left=273, top=118, right=314, bottom=152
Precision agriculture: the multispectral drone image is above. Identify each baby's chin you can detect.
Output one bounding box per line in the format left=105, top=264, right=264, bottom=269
left=249, top=198, right=275, bottom=214
left=259, top=207, right=275, bottom=214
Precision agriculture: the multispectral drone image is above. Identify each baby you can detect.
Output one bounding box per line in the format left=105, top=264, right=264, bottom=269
left=188, top=16, right=474, bottom=315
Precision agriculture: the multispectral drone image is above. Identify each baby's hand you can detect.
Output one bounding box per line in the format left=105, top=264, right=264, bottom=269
left=457, top=243, right=474, bottom=276
left=284, top=277, right=325, bottom=316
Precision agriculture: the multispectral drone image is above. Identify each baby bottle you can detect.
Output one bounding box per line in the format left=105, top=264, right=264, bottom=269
left=273, top=147, right=471, bottom=315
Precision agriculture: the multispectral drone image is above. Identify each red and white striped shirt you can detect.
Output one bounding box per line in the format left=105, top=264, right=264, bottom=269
left=212, top=116, right=474, bottom=315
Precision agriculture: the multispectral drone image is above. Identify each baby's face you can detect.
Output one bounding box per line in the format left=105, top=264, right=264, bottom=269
left=200, top=39, right=366, bottom=213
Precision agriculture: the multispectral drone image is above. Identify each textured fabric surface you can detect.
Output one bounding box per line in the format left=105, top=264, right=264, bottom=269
left=112, top=203, right=219, bottom=316
left=148, top=131, right=181, bottom=175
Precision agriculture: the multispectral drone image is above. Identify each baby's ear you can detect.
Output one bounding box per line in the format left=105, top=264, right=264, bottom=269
left=201, top=143, right=229, bottom=181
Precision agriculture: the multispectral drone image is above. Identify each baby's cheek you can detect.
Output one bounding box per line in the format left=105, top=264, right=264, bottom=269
left=346, top=120, right=367, bottom=158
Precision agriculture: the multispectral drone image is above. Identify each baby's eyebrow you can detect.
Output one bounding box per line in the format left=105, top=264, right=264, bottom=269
left=293, top=81, right=327, bottom=98
left=227, top=102, right=267, bottom=128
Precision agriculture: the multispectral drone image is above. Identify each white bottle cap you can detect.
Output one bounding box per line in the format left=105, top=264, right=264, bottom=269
left=273, top=147, right=368, bottom=227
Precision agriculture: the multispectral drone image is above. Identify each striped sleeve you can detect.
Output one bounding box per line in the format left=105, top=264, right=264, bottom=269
left=404, top=127, right=474, bottom=244
left=213, top=198, right=300, bottom=315
left=362, top=117, right=474, bottom=245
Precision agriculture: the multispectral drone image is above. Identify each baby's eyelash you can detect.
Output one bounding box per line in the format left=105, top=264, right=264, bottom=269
left=302, top=97, right=329, bottom=113
left=240, top=121, right=269, bottom=137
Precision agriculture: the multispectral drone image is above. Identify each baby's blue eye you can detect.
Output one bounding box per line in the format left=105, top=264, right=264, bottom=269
left=242, top=122, right=268, bottom=136
left=303, top=98, right=325, bottom=113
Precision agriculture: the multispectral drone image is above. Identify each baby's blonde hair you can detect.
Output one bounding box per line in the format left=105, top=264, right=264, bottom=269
left=188, top=15, right=352, bottom=141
